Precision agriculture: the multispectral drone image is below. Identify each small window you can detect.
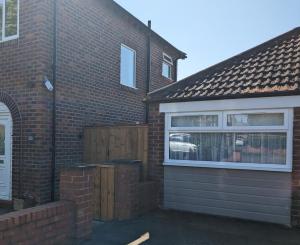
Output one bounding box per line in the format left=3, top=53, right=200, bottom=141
left=0, top=0, right=19, bottom=42
left=171, top=114, right=219, bottom=128
left=162, top=53, right=173, bottom=80
left=226, top=113, right=284, bottom=127
left=120, top=44, right=136, bottom=88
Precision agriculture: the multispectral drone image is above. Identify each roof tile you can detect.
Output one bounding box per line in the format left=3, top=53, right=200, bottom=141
left=149, top=27, right=300, bottom=102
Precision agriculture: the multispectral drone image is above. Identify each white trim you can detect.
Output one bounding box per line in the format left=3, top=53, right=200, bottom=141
left=0, top=0, right=19, bottom=43
left=163, top=161, right=292, bottom=172
left=164, top=108, right=293, bottom=172
left=120, top=43, right=137, bottom=88
left=160, top=95, right=300, bottom=113
left=223, top=109, right=288, bottom=130
left=0, top=103, right=12, bottom=201
left=168, top=111, right=222, bottom=131
left=163, top=52, right=173, bottom=65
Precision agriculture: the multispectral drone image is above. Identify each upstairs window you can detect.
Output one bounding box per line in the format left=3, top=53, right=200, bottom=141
left=162, top=53, right=173, bottom=80
left=120, top=44, right=136, bottom=88
left=0, top=0, right=19, bottom=42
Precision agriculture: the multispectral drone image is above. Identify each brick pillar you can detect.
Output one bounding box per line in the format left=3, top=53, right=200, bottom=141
left=114, top=163, right=140, bottom=220
left=148, top=103, right=165, bottom=206
left=60, top=166, right=95, bottom=240
left=292, top=108, right=300, bottom=227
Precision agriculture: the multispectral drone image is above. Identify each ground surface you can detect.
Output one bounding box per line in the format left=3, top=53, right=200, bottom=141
left=82, top=210, right=300, bottom=245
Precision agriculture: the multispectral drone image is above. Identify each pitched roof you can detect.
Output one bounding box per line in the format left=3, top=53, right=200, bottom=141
left=148, top=27, right=300, bottom=103
left=108, top=1, right=187, bottom=59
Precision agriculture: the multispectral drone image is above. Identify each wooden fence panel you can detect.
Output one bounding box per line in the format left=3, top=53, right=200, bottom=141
left=84, top=125, right=149, bottom=179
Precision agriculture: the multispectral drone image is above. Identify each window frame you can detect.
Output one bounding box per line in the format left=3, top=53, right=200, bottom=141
left=162, top=52, right=173, bottom=80
left=120, top=43, right=137, bottom=88
left=0, top=0, right=19, bottom=43
left=164, top=108, right=293, bottom=172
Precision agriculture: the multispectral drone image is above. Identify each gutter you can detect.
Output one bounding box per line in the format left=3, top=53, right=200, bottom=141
left=145, top=20, right=151, bottom=123
left=51, top=0, right=57, bottom=201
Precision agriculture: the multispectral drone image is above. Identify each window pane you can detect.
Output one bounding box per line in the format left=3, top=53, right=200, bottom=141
left=5, top=0, right=18, bottom=37
left=0, top=125, right=5, bottom=155
left=227, top=113, right=284, bottom=127
left=120, top=45, right=135, bottom=87
left=0, top=0, right=3, bottom=41
left=169, top=132, right=286, bottom=165
left=172, top=115, right=218, bottom=127
left=162, top=62, right=171, bottom=79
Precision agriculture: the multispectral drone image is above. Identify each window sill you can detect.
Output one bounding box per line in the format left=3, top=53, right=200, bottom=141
left=163, top=161, right=292, bottom=173
left=0, top=36, right=19, bottom=47
left=120, top=84, right=140, bottom=94
left=162, top=76, right=173, bottom=82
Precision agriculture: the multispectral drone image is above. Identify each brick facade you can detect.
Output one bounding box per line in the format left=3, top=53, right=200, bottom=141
left=54, top=0, right=182, bottom=170
left=0, top=0, right=183, bottom=203
left=0, top=0, right=54, bottom=203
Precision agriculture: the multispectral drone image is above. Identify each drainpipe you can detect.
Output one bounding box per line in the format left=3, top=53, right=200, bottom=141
left=174, top=58, right=178, bottom=82
left=145, top=20, right=151, bottom=123
left=51, top=0, right=57, bottom=202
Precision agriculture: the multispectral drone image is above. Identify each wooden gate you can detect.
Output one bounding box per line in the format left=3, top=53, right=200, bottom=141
left=94, top=164, right=115, bottom=221
left=83, top=125, right=148, bottom=179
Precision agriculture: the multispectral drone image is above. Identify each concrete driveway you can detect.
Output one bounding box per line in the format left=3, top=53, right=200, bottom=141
left=82, top=210, right=300, bottom=245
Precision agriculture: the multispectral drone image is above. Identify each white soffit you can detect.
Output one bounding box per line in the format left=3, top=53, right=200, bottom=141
left=160, top=95, right=300, bottom=113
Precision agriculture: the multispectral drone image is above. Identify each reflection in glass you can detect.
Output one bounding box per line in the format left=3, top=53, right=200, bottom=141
left=172, top=115, right=218, bottom=127
left=169, top=132, right=286, bottom=165
left=5, top=0, right=18, bottom=37
left=227, top=113, right=284, bottom=127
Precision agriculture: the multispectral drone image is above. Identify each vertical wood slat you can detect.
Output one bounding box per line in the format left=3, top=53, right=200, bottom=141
left=107, top=167, right=115, bottom=220
left=84, top=125, right=149, bottom=179
left=94, top=166, right=101, bottom=219
left=94, top=165, right=115, bottom=221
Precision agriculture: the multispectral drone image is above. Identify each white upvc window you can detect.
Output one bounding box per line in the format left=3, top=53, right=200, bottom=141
left=0, top=0, right=19, bottom=43
left=162, top=53, right=173, bottom=80
left=164, top=108, right=293, bottom=172
left=120, top=44, right=136, bottom=88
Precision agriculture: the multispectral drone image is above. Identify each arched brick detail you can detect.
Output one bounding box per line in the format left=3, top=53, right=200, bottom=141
left=0, top=91, right=23, bottom=200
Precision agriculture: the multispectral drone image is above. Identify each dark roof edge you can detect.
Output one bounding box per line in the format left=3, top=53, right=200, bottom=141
left=147, top=90, right=300, bottom=104
left=148, top=26, right=300, bottom=99
left=111, top=1, right=187, bottom=59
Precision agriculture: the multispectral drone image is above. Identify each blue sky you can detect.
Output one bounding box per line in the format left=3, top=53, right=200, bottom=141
left=115, top=0, right=300, bottom=80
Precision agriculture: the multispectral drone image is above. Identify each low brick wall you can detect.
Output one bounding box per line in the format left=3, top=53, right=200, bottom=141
left=114, top=163, right=159, bottom=220
left=0, top=201, right=74, bottom=244
left=0, top=166, right=95, bottom=245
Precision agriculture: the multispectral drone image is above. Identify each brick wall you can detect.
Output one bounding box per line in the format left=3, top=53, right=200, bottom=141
left=0, top=0, right=183, bottom=203
left=292, top=108, right=300, bottom=227
left=0, top=166, right=94, bottom=244
left=0, top=201, right=74, bottom=245
left=53, top=0, right=183, bottom=198
left=0, top=0, right=54, bottom=203
left=60, top=166, right=95, bottom=239
left=148, top=103, right=165, bottom=204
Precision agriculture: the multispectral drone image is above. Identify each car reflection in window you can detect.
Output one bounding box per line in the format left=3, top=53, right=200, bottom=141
left=169, top=133, right=197, bottom=160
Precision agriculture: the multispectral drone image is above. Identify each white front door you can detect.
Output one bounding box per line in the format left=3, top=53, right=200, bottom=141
left=0, top=115, right=12, bottom=201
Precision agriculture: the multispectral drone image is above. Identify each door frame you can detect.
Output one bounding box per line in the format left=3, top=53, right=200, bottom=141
left=0, top=103, right=13, bottom=201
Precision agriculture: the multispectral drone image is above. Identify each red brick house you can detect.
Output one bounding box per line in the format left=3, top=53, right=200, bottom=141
left=0, top=0, right=186, bottom=204
left=147, top=27, right=300, bottom=226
